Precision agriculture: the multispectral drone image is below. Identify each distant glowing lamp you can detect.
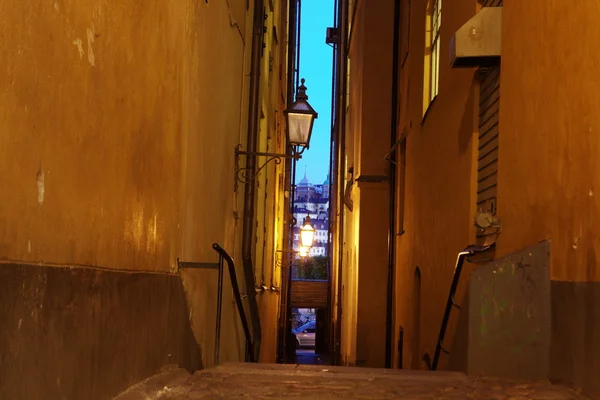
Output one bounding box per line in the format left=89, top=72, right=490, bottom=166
left=298, top=246, right=309, bottom=258
left=300, top=215, right=315, bottom=248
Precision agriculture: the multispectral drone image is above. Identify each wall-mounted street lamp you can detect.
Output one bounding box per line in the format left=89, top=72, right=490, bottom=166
left=284, top=79, right=319, bottom=149
left=235, top=78, right=318, bottom=184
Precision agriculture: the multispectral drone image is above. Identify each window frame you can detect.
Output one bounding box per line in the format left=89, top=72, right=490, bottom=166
left=422, top=0, right=442, bottom=117
left=429, top=0, right=441, bottom=102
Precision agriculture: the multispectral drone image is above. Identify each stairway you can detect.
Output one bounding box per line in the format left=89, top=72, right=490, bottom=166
left=113, top=363, right=586, bottom=399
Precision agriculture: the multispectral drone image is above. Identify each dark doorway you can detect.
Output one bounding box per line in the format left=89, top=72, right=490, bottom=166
left=292, top=307, right=331, bottom=365
left=315, top=308, right=329, bottom=354
left=412, top=267, right=421, bottom=369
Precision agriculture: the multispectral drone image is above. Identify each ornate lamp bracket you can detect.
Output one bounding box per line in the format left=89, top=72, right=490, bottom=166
left=234, top=144, right=303, bottom=184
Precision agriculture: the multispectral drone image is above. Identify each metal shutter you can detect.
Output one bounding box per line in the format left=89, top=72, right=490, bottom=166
left=476, top=0, right=502, bottom=242
left=290, top=280, right=328, bottom=308
left=480, top=0, right=503, bottom=6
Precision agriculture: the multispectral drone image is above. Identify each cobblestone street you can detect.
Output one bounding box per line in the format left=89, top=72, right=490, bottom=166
left=115, top=363, right=589, bottom=399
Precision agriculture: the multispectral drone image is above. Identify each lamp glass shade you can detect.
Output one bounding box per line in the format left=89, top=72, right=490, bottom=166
left=287, top=112, right=314, bottom=147
left=300, top=221, right=315, bottom=248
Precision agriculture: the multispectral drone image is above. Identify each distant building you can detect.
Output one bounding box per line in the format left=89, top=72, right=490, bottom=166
left=292, top=171, right=330, bottom=257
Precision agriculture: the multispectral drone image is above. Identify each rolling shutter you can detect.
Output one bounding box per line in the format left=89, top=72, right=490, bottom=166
left=480, top=0, right=503, bottom=6
left=290, top=280, right=328, bottom=309
left=476, top=0, right=502, bottom=242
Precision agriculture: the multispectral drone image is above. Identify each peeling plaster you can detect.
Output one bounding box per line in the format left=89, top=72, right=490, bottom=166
left=36, top=166, right=45, bottom=205
left=72, top=38, right=84, bottom=59
left=86, top=28, right=95, bottom=66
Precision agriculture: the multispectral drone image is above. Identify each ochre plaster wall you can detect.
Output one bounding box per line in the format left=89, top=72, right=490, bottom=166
left=0, top=0, right=190, bottom=272
left=253, top=0, right=288, bottom=363
left=0, top=0, right=285, bottom=376
left=497, top=1, right=600, bottom=396
left=496, top=0, right=600, bottom=282
left=392, top=1, right=600, bottom=393
left=393, top=0, right=479, bottom=370
left=338, top=0, right=364, bottom=366
left=340, top=189, right=359, bottom=366
left=355, top=183, right=390, bottom=367
left=341, top=0, right=393, bottom=368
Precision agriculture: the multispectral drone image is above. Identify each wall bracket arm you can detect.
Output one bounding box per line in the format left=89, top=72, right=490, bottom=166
left=235, top=145, right=303, bottom=184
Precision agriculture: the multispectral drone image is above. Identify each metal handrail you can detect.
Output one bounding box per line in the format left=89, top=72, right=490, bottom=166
left=431, top=244, right=492, bottom=370
left=212, top=243, right=256, bottom=363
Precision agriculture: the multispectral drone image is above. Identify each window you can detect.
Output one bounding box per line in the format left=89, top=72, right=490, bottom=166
left=430, top=0, right=441, bottom=101
left=423, top=0, right=442, bottom=114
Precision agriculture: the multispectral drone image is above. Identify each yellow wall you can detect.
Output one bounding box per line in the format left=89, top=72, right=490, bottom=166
left=254, top=0, right=289, bottom=363
left=497, top=0, right=600, bottom=283
left=339, top=0, right=364, bottom=366
left=393, top=0, right=600, bottom=380
left=496, top=3, right=600, bottom=394
left=0, top=0, right=191, bottom=271
left=339, top=0, right=393, bottom=368
left=340, top=183, right=359, bottom=365
left=393, top=0, right=479, bottom=369
left=0, top=0, right=287, bottom=369
left=337, top=0, right=600, bottom=387
left=355, top=183, right=389, bottom=367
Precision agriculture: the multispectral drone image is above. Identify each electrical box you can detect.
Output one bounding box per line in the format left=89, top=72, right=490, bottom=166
left=449, top=7, right=503, bottom=68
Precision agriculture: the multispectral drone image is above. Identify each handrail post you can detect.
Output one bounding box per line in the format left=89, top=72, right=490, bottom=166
left=214, top=255, right=224, bottom=366
left=431, top=245, right=492, bottom=370
left=212, top=243, right=256, bottom=363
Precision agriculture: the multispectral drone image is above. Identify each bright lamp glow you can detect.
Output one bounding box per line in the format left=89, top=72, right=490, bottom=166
left=300, top=215, right=315, bottom=248
left=298, top=246, right=309, bottom=257
left=285, top=78, right=318, bottom=148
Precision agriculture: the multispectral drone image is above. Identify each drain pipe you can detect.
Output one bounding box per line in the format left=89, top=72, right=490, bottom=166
left=334, top=0, right=349, bottom=366
left=385, top=0, right=401, bottom=369
left=326, top=0, right=339, bottom=360
left=241, top=0, right=265, bottom=361
left=277, top=0, right=299, bottom=364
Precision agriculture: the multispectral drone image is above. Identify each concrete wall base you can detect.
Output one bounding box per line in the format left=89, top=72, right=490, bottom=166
left=0, top=263, right=201, bottom=400
left=449, top=241, right=551, bottom=380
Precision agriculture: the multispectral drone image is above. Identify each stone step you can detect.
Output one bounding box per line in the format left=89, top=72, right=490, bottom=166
left=112, top=365, right=192, bottom=400
left=113, top=363, right=588, bottom=399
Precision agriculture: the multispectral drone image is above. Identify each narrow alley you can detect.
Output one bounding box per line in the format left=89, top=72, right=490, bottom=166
left=2, top=0, right=600, bottom=399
